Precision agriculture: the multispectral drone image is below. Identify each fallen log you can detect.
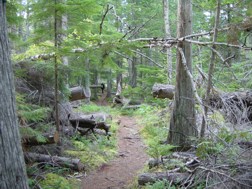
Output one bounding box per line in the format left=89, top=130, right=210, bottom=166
left=69, top=86, right=91, bottom=101
left=152, top=83, right=175, bottom=99
left=138, top=172, right=190, bottom=186
left=122, top=105, right=141, bottom=109
left=78, top=128, right=111, bottom=137
left=22, top=134, right=55, bottom=146
left=68, top=115, right=110, bottom=135
left=79, top=112, right=112, bottom=122
left=96, top=122, right=110, bottom=134
left=148, top=152, right=199, bottom=169
left=90, top=83, right=105, bottom=93
left=112, top=95, right=141, bottom=109
left=113, top=95, right=124, bottom=104
left=24, top=152, right=84, bottom=171
left=69, top=117, right=96, bottom=129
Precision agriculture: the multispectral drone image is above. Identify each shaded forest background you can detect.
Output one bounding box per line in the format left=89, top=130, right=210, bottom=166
left=3, top=0, right=252, bottom=188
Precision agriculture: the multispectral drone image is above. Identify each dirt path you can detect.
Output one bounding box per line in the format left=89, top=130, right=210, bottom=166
left=82, top=116, right=148, bottom=189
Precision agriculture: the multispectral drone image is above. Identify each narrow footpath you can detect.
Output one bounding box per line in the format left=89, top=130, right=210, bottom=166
left=82, top=116, right=148, bottom=189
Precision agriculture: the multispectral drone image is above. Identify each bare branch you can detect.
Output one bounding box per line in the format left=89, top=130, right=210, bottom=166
left=131, top=50, right=164, bottom=68
left=207, top=47, right=238, bottom=80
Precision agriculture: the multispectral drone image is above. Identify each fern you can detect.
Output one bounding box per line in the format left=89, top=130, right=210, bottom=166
left=20, top=127, right=47, bottom=143
left=16, top=93, right=49, bottom=123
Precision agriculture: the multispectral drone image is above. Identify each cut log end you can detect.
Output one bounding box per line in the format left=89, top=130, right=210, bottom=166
left=152, top=83, right=175, bottom=99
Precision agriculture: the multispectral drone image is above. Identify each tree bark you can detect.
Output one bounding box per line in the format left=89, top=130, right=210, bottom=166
left=167, top=0, right=197, bottom=149
left=0, top=1, right=29, bottom=188
left=83, top=58, right=91, bottom=102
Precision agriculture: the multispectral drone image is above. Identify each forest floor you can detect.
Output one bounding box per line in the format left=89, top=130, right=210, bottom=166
left=82, top=115, right=149, bottom=189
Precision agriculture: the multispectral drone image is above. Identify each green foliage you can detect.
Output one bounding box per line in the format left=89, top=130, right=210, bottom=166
left=16, top=94, right=49, bottom=123
left=218, top=127, right=252, bottom=143
left=218, top=128, right=237, bottom=143
left=78, top=103, right=107, bottom=113
left=66, top=134, right=117, bottom=170
left=147, top=141, right=175, bottom=159
left=20, top=127, right=47, bottom=143
left=77, top=103, right=119, bottom=117
left=209, top=111, right=225, bottom=127
left=40, top=173, right=72, bottom=189
left=145, top=180, right=176, bottom=189
left=135, top=105, right=175, bottom=159
left=66, top=115, right=118, bottom=170
left=196, top=140, right=224, bottom=159
left=66, top=103, right=119, bottom=170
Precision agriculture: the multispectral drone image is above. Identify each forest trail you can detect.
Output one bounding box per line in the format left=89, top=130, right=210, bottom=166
left=82, top=116, right=148, bottom=189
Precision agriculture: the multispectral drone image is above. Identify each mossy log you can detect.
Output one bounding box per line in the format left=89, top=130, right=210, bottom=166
left=24, top=152, right=84, bottom=171
left=22, top=134, right=55, bottom=146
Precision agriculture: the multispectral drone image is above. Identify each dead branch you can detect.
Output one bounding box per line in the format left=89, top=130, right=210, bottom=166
left=138, top=172, right=190, bottom=186
left=196, top=166, right=252, bottom=188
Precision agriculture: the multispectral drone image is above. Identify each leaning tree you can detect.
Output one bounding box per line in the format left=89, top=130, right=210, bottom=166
left=167, top=0, right=198, bottom=149
left=0, top=1, right=29, bottom=188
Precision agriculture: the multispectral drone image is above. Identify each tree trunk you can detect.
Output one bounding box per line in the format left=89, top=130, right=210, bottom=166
left=116, top=60, right=123, bottom=92
left=167, top=0, right=197, bottom=149
left=163, top=0, right=173, bottom=81
left=61, top=8, right=69, bottom=86
left=201, top=0, right=221, bottom=137
left=128, top=56, right=137, bottom=88
left=54, top=0, right=60, bottom=142
left=0, top=2, right=29, bottom=188
left=106, top=70, right=112, bottom=98
left=92, top=68, right=99, bottom=100
left=82, top=58, right=91, bottom=102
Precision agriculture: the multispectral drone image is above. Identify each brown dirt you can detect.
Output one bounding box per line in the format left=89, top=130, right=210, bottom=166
left=82, top=116, right=149, bottom=189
